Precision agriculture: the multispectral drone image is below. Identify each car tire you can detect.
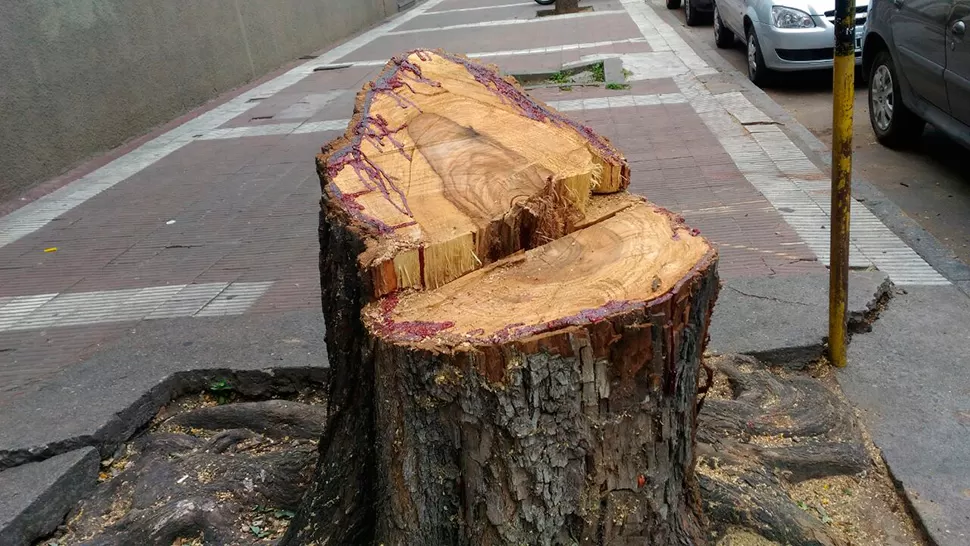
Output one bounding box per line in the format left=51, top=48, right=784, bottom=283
left=868, top=50, right=925, bottom=148
left=685, top=0, right=703, bottom=26
left=745, top=27, right=773, bottom=86
left=534, top=0, right=556, bottom=4
left=713, top=5, right=735, bottom=48
left=666, top=0, right=682, bottom=10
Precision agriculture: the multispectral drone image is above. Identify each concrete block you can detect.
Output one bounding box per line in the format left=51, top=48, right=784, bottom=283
left=708, top=270, right=891, bottom=366
left=0, top=448, right=99, bottom=546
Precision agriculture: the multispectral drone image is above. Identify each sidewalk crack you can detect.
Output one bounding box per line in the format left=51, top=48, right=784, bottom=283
left=725, top=285, right=812, bottom=307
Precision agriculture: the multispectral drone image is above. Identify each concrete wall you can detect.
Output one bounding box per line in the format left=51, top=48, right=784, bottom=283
left=0, top=0, right=403, bottom=202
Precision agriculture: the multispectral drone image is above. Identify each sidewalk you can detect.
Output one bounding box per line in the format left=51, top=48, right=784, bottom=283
left=0, top=0, right=966, bottom=543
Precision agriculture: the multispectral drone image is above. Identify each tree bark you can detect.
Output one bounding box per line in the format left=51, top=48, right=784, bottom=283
left=283, top=49, right=719, bottom=546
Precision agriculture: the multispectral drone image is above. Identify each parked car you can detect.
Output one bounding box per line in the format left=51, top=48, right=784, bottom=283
left=862, top=0, right=970, bottom=149
left=667, top=0, right=715, bottom=27
left=713, top=0, right=867, bottom=84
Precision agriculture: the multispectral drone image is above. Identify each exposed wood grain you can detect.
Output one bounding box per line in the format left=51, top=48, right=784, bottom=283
left=284, top=49, right=719, bottom=546
left=320, top=50, right=629, bottom=297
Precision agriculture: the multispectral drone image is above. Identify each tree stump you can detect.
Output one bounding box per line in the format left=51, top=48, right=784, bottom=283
left=283, top=50, right=720, bottom=546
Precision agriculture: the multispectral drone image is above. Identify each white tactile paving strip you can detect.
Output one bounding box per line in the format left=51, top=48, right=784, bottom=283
left=336, top=38, right=652, bottom=68
left=0, top=0, right=948, bottom=289
left=384, top=9, right=627, bottom=35
left=619, top=0, right=948, bottom=285
left=197, top=119, right=351, bottom=140
left=0, top=282, right=274, bottom=332
left=619, top=0, right=716, bottom=76
left=546, top=93, right=687, bottom=111
left=276, top=91, right=344, bottom=120
left=0, top=0, right=450, bottom=250
left=429, top=2, right=535, bottom=14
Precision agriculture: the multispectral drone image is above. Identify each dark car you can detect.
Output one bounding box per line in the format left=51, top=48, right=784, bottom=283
left=668, top=0, right=715, bottom=27
left=862, top=0, right=970, bottom=149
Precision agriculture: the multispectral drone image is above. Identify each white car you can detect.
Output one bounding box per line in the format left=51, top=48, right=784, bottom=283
left=713, top=0, right=867, bottom=84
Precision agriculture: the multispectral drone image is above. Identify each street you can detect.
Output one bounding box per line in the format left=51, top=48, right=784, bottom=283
left=665, top=2, right=970, bottom=265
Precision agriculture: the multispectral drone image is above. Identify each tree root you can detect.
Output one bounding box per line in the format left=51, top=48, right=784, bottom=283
left=697, top=355, right=872, bottom=545
left=42, top=356, right=897, bottom=546
left=44, top=401, right=323, bottom=546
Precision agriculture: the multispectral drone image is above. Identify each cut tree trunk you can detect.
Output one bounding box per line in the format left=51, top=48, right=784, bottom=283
left=283, top=50, right=720, bottom=546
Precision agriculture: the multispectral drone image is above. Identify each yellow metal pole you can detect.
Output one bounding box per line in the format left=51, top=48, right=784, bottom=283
left=829, top=0, right=855, bottom=367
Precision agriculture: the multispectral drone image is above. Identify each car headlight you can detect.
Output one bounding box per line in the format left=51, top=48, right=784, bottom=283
left=771, top=6, right=816, bottom=28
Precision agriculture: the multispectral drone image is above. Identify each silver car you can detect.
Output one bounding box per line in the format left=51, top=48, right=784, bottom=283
left=862, top=0, right=970, bottom=150
left=713, top=0, right=868, bottom=84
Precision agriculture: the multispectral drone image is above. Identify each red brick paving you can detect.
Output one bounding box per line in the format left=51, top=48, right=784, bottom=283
left=336, top=13, right=643, bottom=62
left=427, top=0, right=547, bottom=12
left=0, top=2, right=822, bottom=403
left=484, top=41, right=653, bottom=75
left=528, top=78, right=681, bottom=99
left=219, top=67, right=380, bottom=128
left=397, top=3, right=546, bottom=30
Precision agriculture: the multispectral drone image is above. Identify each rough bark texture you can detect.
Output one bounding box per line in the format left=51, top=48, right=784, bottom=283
left=44, top=396, right=326, bottom=546
left=284, top=202, right=719, bottom=545
left=372, top=268, right=718, bottom=545
left=281, top=209, right=376, bottom=545
left=695, top=355, right=872, bottom=546
left=283, top=50, right=720, bottom=546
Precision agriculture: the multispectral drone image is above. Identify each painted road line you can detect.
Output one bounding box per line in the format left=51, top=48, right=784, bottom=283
left=0, top=282, right=274, bottom=332
left=0, top=0, right=449, bottom=250
left=385, top=9, right=627, bottom=35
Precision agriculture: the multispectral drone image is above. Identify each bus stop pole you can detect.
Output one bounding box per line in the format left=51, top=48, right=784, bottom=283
left=829, top=0, right=856, bottom=367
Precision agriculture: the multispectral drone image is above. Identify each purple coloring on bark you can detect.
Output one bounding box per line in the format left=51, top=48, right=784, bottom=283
left=374, top=292, right=456, bottom=341
left=325, top=52, right=444, bottom=232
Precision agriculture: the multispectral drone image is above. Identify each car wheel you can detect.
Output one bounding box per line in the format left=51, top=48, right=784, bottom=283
left=666, top=0, right=682, bottom=10
left=868, top=50, right=925, bottom=148
left=746, top=27, right=772, bottom=86
left=534, top=0, right=556, bottom=5
left=685, top=0, right=703, bottom=26
left=714, top=5, right=735, bottom=48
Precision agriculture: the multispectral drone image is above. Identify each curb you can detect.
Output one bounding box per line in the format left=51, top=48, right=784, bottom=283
left=0, top=366, right=328, bottom=545
left=0, top=367, right=329, bottom=472
left=0, top=448, right=99, bottom=546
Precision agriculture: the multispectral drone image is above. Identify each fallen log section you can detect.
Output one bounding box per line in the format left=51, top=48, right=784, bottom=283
left=283, top=49, right=720, bottom=546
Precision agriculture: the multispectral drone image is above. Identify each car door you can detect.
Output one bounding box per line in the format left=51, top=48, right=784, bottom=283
left=889, top=0, right=950, bottom=110
left=945, top=0, right=970, bottom=124
left=717, top=0, right=745, bottom=35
